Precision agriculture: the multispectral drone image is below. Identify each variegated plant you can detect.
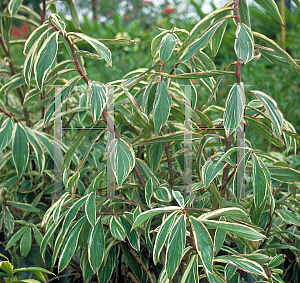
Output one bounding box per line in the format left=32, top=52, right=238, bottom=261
left=1, top=0, right=300, bottom=283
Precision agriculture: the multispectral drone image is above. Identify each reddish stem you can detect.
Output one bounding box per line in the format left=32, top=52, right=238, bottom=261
left=49, top=18, right=147, bottom=188
left=41, top=0, right=46, bottom=24
left=98, top=193, right=138, bottom=207
left=0, top=106, right=19, bottom=123
left=64, top=204, right=123, bottom=215
left=0, top=36, right=30, bottom=126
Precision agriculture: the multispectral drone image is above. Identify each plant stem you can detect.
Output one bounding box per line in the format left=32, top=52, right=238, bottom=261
left=219, top=0, right=242, bottom=204
left=64, top=204, right=123, bottom=215
left=127, top=243, right=156, bottom=283
left=49, top=18, right=147, bottom=188
left=0, top=36, right=31, bottom=126
left=41, top=0, right=46, bottom=24
left=65, top=112, right=76, bottom=128
left=97, top=193, right=138, bottom=207
left=0, top=106, right=19, bottom=123
left=259, top=206, right=273, bottom=249
left=169, top=59, right=180, bottom=75
left=121, top=265, right=141, bottom=283
left=160, top=61, right=175, bottom=187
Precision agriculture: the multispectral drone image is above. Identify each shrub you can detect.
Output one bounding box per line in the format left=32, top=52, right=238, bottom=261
left=1, top=0, right=300, bottom=282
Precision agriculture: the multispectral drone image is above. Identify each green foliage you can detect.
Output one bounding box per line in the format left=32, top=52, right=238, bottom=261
left=1, top=0, right=300, bottom=283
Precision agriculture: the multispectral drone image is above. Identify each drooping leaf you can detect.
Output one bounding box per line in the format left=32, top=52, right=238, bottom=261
left=58, top=216, right=86, bottom=273
left=180, top=18, right=230, bottom=62
left=153, top=211, right=179, bottom=265
left=153, top=81, right=171, bottom=135
left=85, top=191, right=96, bottom=227
left=25, top=127, right=45, bottom=174
left=161, top=70, right=235, bottom=80
left=239, top=0, right=251, bottom=28
left=172, top=190, right=185, bottom=208
left=20, top=227, right=32, bottom=257
left=268, top=166, right=300, bottom=184
left=89, top=81, right=107, bottom=123
left=189, top=216, right=217, bottom=281
left=250, top=90, right=283, bottom=137
left=211, top=18, right=227, bottom=58
left=8, top=0, right=23, bottom=16
left=12, top=123, right=29, bottom=177
left=199, top=207, right=247, bottom=220
left=201, top=219, right=265, bottom=241
left=223, top=83, right=244, bottom=136
left=131, top=206, right=180, bottom=231
left=234, top=23, right=254, bottom=64
left=5, top=226, right=27, bottom=250
left=133, top=131, right=203, bottom=146
left=214, top=216, right=226, bottom=253
left=202, top=156, right=227, bottom=188
left=97, top=246, right=116, bottom=283
left=0, top=118, right=14, bottom=152
left=252, top=153, right=270, bottom=209
left=178, top=5, right=234, bottom=54
left=160, top=33, right=176, bottom=62
left=214, top=255, right=267, bottom=278
left=109, top=215, right=126, bottom=241
left=68, top=32, right=112, bottom=66
left=245, top=116, right=283, bottom=147
left=254, top=0, right=283, bottom=25
left=145, top=178, right=154, bottom=208
left=252, top=31, right=300, bottom=74
left=165, top=214, right=186, bottom=280
left=34, top=32, right=59, bottom=89
left=62, top=195, right=88, bottom=232
left=120, top=216, right=140, bottom=252
left=88, top=217, right=105, bottom=273
left=5, top=201, right=40, bottom=212
left=181, top=254, right=198, bottom=283
left=108, top=138, right=135, bottom=186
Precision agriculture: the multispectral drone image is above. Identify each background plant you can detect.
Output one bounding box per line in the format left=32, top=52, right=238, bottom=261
left=1, top=0, right=300, bottom=283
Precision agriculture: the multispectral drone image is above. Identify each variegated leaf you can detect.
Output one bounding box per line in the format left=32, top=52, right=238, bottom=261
left=223, top=83, right=244, bottom=136
left=234, top=23, right=254, bottom=64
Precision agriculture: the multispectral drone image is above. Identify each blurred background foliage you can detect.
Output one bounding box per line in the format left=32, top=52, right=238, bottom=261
left=3, top=0, right=300, bottom=150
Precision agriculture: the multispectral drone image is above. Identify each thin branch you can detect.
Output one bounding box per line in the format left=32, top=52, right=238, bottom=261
left=127, top=243, right=156, bottom=283
left=41, top=0, right=46, bottom=24
left=162, top=127, right=175, bottom=188
left=182, top=209, right=197, bottom=252
left=47, top=273, right=78, bottom=283
left=121, top=265, right=141, bottom=283
left=0, top=106, right=19, bottom=123
left=218, top=0, right=242, bottom=207
left=160, top=60, right=175, bottom=187
left=259, top=206, right=273, bottom=249
left=0, top=36, right=30, bottom=126
left=169, top=59, right=180, bottom=76
left=273, top=181, right=285, bottom=196
left=64, top=204, right=123, bottom=215
left=281, top=192, right=292, bottom=202
left=97, top=193, right=138, bottom=207
left=74, top=194, right=113, bottom=212
left=65, top=112, right=76, bottom=128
